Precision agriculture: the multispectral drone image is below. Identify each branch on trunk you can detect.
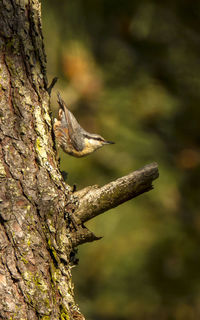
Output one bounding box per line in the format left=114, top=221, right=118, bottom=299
left=70, top=227, right=102, bottom=248
left=74, top=162, right=159, bottom=224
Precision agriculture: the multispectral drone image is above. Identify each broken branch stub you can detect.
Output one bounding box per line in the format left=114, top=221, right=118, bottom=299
left=74, top=162, right=159, bottom=223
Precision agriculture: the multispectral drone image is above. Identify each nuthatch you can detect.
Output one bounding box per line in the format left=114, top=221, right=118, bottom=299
left=53, top=93, right=114, bottom=157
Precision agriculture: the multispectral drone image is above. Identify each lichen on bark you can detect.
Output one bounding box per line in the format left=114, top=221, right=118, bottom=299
left=0, top=0, right=80, bottom=319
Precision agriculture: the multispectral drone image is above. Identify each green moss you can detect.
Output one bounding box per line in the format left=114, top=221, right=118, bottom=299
left=60, top=313, right=70, bottom=320
left=33, top=273, right=48, bottom=292
left=60, top=305, right=70, bottom=320
left=50, top=262, right=61, bottom=283
left=21, top=257, right=28, bottom=264
left=26, top=292, right=32, bottom=304
left=44, top=297, right=50, bottom=309
left=36, top=137, right=41, bottom=151
left=35, top=137, right=47, bottom=159
left=48, top=238, right=59, bottom=262
left=23, top=270, right=48, bottom=294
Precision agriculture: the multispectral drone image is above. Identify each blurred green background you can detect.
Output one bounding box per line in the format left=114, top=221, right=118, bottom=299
left=42, top=1, right=200, bottom=319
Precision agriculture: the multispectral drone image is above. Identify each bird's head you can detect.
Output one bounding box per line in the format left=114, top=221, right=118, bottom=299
left=83, top=133, right=114, bottom=154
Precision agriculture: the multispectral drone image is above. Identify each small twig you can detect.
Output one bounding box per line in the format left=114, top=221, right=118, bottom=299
left=47, top=77, right=58, bottom=95
left=74, top=162, right=159, bottom=223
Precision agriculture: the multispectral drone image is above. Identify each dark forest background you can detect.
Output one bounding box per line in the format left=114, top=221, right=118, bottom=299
left=42, top=1, right=200, bottom=319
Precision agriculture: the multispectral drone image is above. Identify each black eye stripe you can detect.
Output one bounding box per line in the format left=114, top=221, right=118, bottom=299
left=84, top=134, right=104, bottom=142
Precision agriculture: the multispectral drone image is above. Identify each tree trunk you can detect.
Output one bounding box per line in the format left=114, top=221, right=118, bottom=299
left=0, top=1, right=79, bottom=318
left=0, top=1, right=159, bottom=319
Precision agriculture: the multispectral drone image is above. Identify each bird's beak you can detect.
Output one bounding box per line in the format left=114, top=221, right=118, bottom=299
left=104, top=140, right=115, bottom=144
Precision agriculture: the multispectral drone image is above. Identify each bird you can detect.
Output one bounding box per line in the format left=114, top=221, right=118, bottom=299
left=53, top=93, right=114, bottom=157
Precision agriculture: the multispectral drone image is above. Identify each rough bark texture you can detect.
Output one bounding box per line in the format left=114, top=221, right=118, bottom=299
left=0, top=1, right=80, bottom=319
left=0, top=1, right=159, bottom=319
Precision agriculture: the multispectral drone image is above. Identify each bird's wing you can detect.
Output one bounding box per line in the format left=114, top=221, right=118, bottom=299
left=57, top=93, right=84, bottom=151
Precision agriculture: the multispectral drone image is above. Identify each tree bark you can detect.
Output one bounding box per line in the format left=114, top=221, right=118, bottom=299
left=0, top=1, right=159, bottom=319
left=0, top=1, right=79, bottom=319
